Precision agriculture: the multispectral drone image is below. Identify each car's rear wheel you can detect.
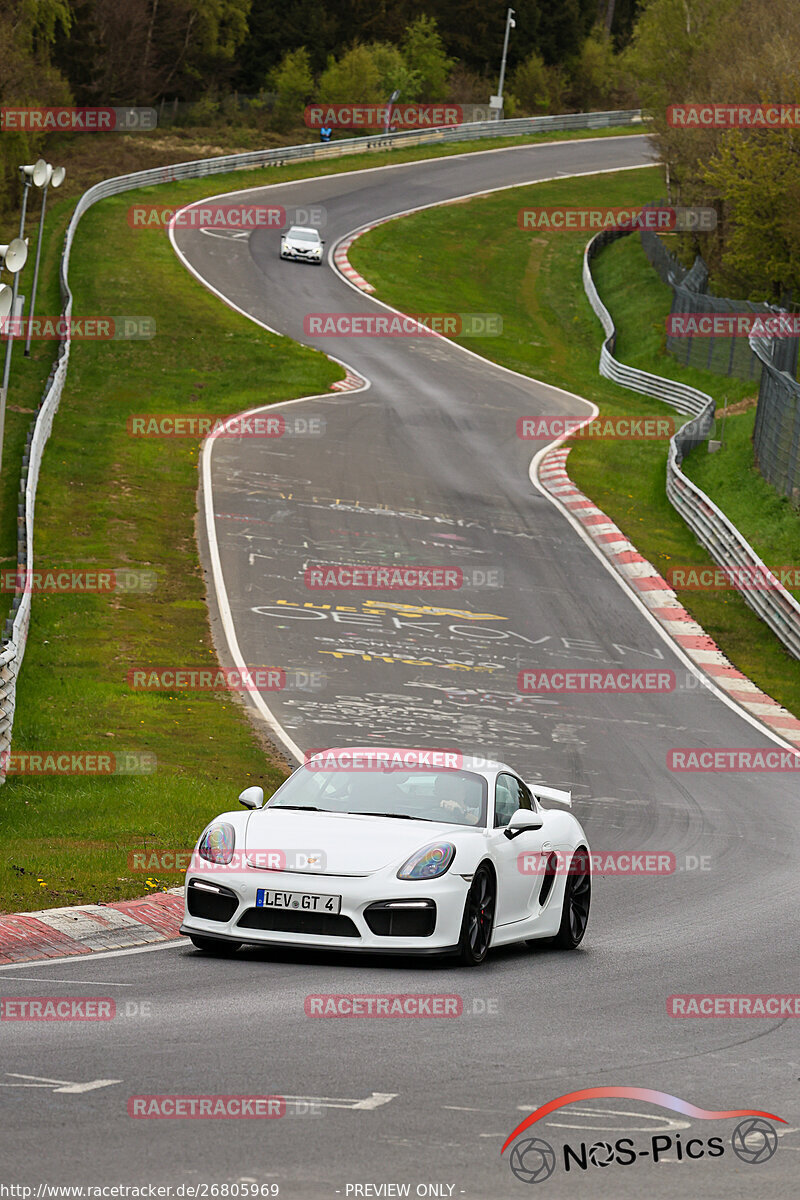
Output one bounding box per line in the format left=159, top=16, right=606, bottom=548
left=457, top=864, right=495, bottom=966
left=552, top=847, right=591, bottom=949
left=189, top=934, right=242, bottom=955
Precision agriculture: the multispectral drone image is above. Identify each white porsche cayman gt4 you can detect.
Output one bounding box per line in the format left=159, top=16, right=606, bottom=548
left=181, top=748, right=590, bottom=965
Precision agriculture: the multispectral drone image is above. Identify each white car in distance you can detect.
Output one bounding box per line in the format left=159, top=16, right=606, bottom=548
left=280, top=225, right=325, bottom=265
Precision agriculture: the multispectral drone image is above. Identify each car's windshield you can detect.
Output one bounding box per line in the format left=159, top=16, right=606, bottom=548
left=287, top=229, right=319, bottom=242
left=268, top=766, right=487, bottom=827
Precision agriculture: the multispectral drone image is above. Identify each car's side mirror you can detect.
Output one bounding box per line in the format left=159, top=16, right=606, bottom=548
left=239, top=785, right=264, bottom=809
left=504, top=809, right=544, bottom=839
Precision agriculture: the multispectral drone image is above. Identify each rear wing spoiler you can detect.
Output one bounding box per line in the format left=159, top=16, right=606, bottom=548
left=530, top=783, right=572, bottom=808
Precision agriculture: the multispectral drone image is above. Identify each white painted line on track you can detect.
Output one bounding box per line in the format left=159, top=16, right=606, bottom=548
left=283, top=1091, right=397, bottom=1111
left=1, top=1073, right=121, bottom=1093
left=0, top=975, right=135, bottom=985
left=0, top=938, right=184, bottom=972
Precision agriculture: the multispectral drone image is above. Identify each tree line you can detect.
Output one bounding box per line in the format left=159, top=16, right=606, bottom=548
left=1, top=0, right=798, bottom=303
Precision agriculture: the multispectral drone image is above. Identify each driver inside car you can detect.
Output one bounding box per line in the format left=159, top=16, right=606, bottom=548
left=433, top=773, right=481, bottom=825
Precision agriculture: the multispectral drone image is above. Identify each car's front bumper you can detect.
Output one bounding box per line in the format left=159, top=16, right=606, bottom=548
left=180, top=867, right=469, bottom=955
left=280, top=247, right=321, bottom=263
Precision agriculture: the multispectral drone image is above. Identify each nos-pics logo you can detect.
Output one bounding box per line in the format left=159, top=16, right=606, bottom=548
left=501, top=1087, right=782, bottom=1184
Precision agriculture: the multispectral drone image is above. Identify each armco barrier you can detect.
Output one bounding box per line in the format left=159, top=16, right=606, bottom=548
left=584, top=228, right=709, bottom=417
left=0, top=110, right=645, bottom=782
left=584, top=229, right=800, bottom=660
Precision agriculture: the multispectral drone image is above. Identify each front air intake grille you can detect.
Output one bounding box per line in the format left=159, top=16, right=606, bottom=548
left=186, top=879, right=239, bottom=922
left=237, top=908, right=360, bottom=937
left=363, top=900, right=436, bottom=937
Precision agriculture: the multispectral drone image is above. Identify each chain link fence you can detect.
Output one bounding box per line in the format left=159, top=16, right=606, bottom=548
left=750, top=335, right=800, bottom=505
left=640, top=229, right=798, bottom=382
left=584, top=228, right=800, bottom=661
left=639, top=223, right=800, bottom=507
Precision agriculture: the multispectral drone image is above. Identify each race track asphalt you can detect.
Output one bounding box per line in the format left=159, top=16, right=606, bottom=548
left=1, top=135, right=797, bottom=1199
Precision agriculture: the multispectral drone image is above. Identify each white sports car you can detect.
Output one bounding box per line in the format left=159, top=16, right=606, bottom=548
left=279, top=225, right=324, bottom=264
left=180, top=749, right=590, bottom=966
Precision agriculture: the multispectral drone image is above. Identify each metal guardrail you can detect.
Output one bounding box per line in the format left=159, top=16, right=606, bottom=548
left=0, top=109, right=646, bottom=781
left=584, top=228, right=800, bottom=661
left=584, top=229, right=710, bottom=417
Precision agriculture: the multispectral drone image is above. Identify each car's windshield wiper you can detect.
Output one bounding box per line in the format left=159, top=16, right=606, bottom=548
left=344, top=811, right=435, bottom=821
left=268, top=805, right=326, bottom=812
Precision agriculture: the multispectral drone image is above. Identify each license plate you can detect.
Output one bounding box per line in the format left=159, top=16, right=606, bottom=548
left=256, top=889, right=341, bottom=914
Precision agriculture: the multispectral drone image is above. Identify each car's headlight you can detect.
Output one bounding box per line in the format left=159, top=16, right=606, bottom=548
left=397, top=842, right=455, bottom=880
left=198, top=822, right=235, bottom=864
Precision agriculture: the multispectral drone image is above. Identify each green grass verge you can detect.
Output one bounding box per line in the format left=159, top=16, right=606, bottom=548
left=348, top=170, right=800, bottom=714
left=0, top=126, right=642, bottom=914
left=1, top=188, right=334, bottom=913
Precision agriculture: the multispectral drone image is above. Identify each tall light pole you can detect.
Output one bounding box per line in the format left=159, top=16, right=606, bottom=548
left=24, top=163, right=66, bottom=358
left=0, top=238, right=30, bottom=477
left=492, top=8, right=516, bottom=118
left=0, top=160, right=46, bottom=419
left=384, top=89, right=401, bottom=134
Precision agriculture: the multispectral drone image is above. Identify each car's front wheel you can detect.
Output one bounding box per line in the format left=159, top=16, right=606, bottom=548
left=552, top=847, right=591, bottom=949
left=457, top=864, right=496, bottom=966
left=189, top=934, right=242, bottom=955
